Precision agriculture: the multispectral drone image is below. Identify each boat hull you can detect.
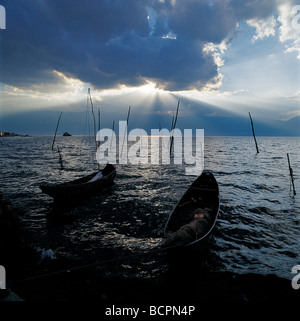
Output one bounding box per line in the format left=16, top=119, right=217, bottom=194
left=40, top=164, right=116, bottom=202
left=163, top=170, right=219, bottom=250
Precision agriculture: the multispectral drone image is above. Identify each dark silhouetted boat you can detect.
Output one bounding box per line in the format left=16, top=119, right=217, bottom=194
left=63, top=132, right=72, bottom=136
left=41, top=89, right=116, bottom=203
left=162, top=170, right=219, bottom=250
left=40, top=164, right=116, bottom=202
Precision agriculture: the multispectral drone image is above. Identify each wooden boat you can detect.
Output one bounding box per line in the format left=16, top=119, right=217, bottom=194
left=43, top=89, right=116, bottom=203
left=40, top=164, right=116, bottom=202
left=162, top=170, right=219, bottom=250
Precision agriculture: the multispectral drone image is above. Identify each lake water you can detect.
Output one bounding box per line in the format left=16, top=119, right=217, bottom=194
left=0, top=135, right=299, bottom=295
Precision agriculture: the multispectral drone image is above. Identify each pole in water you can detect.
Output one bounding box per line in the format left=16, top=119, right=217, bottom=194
left=97, top=108, right=101, bottom=148
left=88, top=88, right=97, bottom=152
left=88, top=88, right=100, bottom=171
left=287, top=153, right=296, bottom=196
left=109, top=120, right=115, bottom=151
left=52, top=112, right=63, bottom=150
left=121, top=106, right=131, bottom=157
left=170, top=100, right=180, bottom=154
left=98, top=108, right=101, bottom=132
left=249, top=112, right=259, bottom=153
left=57, top=146, right=64, bottom=170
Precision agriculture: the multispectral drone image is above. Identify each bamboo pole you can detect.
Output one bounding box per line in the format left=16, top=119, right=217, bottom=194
left=87, top=88, right=100, bottom=171
left=170, top=115, right=174, bottom=133
left=112, top=119, right=115, bottom=132
left=173, top=100, right=180, bottom=130
left=170, top=100, right=180, bottom=154
left=169, top=115, right=174, bottom=153
left=88, top=88, right=97, bottom=152
left=126, top=106, right=131, bottom=126
left=109, top=120, right=115, bottom=151
left=98, top=108, right=101, bottom=132
left=287, top=153, right=296, bottom=196
left=52, top=112, right=62, bottom=150
left=248, top=112, right=259, bottom=153
left=97, top=108, right=101, bottom=149
left=57, top=146, right=64, bottom=170
left=121, top=106, right=131, bottom=157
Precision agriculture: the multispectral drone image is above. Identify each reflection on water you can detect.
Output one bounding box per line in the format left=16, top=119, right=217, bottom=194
left=0, top=136, right=299, bottom=281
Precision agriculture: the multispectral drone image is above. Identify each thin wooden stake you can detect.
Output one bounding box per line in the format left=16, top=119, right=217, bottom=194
left=57, top=146, right=64, bottom=170
left=52, top=112, right=62, bottom=150
left=109, top=120, right=115, bottom=151
left=287, top=153, right=296, bottom=196
left=121, top=106, right=131, bottom=157
left=98, top=108, right=101, bottom=132
left=173, top=100, right=180, bottom=130
left=88, top=88, right=97, bottom=152
left=97, top=108, right=101, bottom=149
left=170, top=100, right=180, bottom=154
left=170, top=115, right=174, bottom=132
left=249, top=112, right=259, bottom=153
left=126, top=106, right=131, bottom=126
left=169, top=116, right=174, bottom=151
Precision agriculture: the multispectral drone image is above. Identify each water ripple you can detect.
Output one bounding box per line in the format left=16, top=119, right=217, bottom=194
left=0, top=136, right=299, bottom=279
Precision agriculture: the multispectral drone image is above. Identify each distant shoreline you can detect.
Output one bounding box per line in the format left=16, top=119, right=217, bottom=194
left=0, top=132, right=30, bottom=137
left=1, top=134, right=299, bottom=138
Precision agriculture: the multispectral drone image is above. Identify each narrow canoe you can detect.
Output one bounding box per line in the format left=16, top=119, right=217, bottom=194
left=40, top=164, right=116, bottom=202
left=163, top=170, right=219, bottom=250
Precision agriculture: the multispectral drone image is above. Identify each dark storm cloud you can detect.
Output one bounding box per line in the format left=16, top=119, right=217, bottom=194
left=0, top=0, right=278, bottom=91
left=158, top=0, right=236, bottom=43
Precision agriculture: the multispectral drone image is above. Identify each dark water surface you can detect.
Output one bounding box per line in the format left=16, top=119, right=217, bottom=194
left=0, top=136, right=299, bottom=301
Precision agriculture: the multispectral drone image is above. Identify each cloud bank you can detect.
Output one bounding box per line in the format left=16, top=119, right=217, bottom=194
left=2, top=0, right=296, bottom=93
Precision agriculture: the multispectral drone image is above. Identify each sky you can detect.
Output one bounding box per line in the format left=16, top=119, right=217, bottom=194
left=0, top=0, right=299, bottom=135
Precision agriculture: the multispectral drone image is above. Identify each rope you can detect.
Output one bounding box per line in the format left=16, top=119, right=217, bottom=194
left=9, top=243, right=181, bottom=287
